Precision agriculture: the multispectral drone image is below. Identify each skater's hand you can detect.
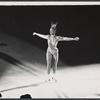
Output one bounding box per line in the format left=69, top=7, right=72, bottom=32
left=33, top=32, right=37, bottom=35
left=75, top=37, right=79, bottom=41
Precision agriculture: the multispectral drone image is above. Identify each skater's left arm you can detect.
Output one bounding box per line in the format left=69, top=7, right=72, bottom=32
left=57, top=36, right=79, bottom=41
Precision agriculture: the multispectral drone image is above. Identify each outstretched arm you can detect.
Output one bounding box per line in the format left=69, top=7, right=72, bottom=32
left=58, top=36, right=79, bottom=41
left=33, top=32, right=49, bottom=39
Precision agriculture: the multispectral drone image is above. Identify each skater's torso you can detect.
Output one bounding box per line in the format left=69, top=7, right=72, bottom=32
left=47, top=35, right=58, bottom=54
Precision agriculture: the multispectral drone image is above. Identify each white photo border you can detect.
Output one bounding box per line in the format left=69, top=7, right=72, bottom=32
left=0, top=1, right=100, bottom=6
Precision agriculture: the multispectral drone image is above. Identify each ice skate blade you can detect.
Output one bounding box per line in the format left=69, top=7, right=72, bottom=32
left=52, top=78, right=57, bottom=82
left=45, top=78, right=51, bottom=83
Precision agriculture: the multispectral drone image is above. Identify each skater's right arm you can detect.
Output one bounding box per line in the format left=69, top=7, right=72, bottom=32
left=33, top=32, right=49, bottom=39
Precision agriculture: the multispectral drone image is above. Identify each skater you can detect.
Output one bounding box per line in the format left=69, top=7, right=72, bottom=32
left=33, top=22, right=79, bottom=82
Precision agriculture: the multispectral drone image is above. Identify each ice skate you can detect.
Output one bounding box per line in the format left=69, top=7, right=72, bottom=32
left=45, top=74, right=51, bottom=83
left=51, top=73, right=57, bottom=82
left=45, top=78, right=51, bottom=82
left=52, top=77, right=57, bottom=82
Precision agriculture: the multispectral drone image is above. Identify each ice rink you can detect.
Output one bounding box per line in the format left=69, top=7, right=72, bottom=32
left=0, top=62, right=100, bottom=98
left=0, top=6, right=100, bottom=98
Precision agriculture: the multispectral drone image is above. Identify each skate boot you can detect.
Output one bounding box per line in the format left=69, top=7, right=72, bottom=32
left=45, top=74, right=51, bottom=82
left=52, top=77, right=57, bottom=82
left=45, top=78, right=51, bottom=82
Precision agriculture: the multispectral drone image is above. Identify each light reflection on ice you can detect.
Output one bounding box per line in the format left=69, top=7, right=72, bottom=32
left=0, top=63, right=100, bottom=98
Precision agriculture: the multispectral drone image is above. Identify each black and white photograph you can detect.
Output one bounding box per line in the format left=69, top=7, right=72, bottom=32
left=0, top=2, right=100, bottom=98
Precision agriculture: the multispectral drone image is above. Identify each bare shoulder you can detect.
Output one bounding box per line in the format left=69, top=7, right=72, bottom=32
left=47, top=34, right=50, bottom=39
left=56, top=36, right=61, bottom=39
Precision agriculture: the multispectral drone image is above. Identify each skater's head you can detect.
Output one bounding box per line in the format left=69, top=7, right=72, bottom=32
left=50, top=21, right=58, bottom=35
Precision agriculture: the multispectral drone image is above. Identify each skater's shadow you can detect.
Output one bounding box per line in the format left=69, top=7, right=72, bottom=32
left=0, top=52, right=37, bottom=76
left=95, top=94, right=100, bottom=96
left=0, top=52, right=22, bottom=66
left=0, top=81, right=45, bottom=93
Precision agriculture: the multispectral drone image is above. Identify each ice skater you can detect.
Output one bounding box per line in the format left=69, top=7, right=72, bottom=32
left=33, top=22, right=79, bottom=82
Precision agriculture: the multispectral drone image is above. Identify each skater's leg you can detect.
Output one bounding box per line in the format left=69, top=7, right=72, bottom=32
left=52, top=52, right=59, bottom=81
left=46, top=50, right=52, bottom=81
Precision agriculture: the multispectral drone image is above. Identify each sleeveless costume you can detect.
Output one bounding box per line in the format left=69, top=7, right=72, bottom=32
left=47, top=35, right=59, bottom=54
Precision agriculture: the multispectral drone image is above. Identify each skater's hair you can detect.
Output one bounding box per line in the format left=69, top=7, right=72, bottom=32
left=51, top=21, right=58, bottom=31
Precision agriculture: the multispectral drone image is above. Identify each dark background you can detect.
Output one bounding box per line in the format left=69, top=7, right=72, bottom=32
left=0, top=6, right=100, bottom=66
